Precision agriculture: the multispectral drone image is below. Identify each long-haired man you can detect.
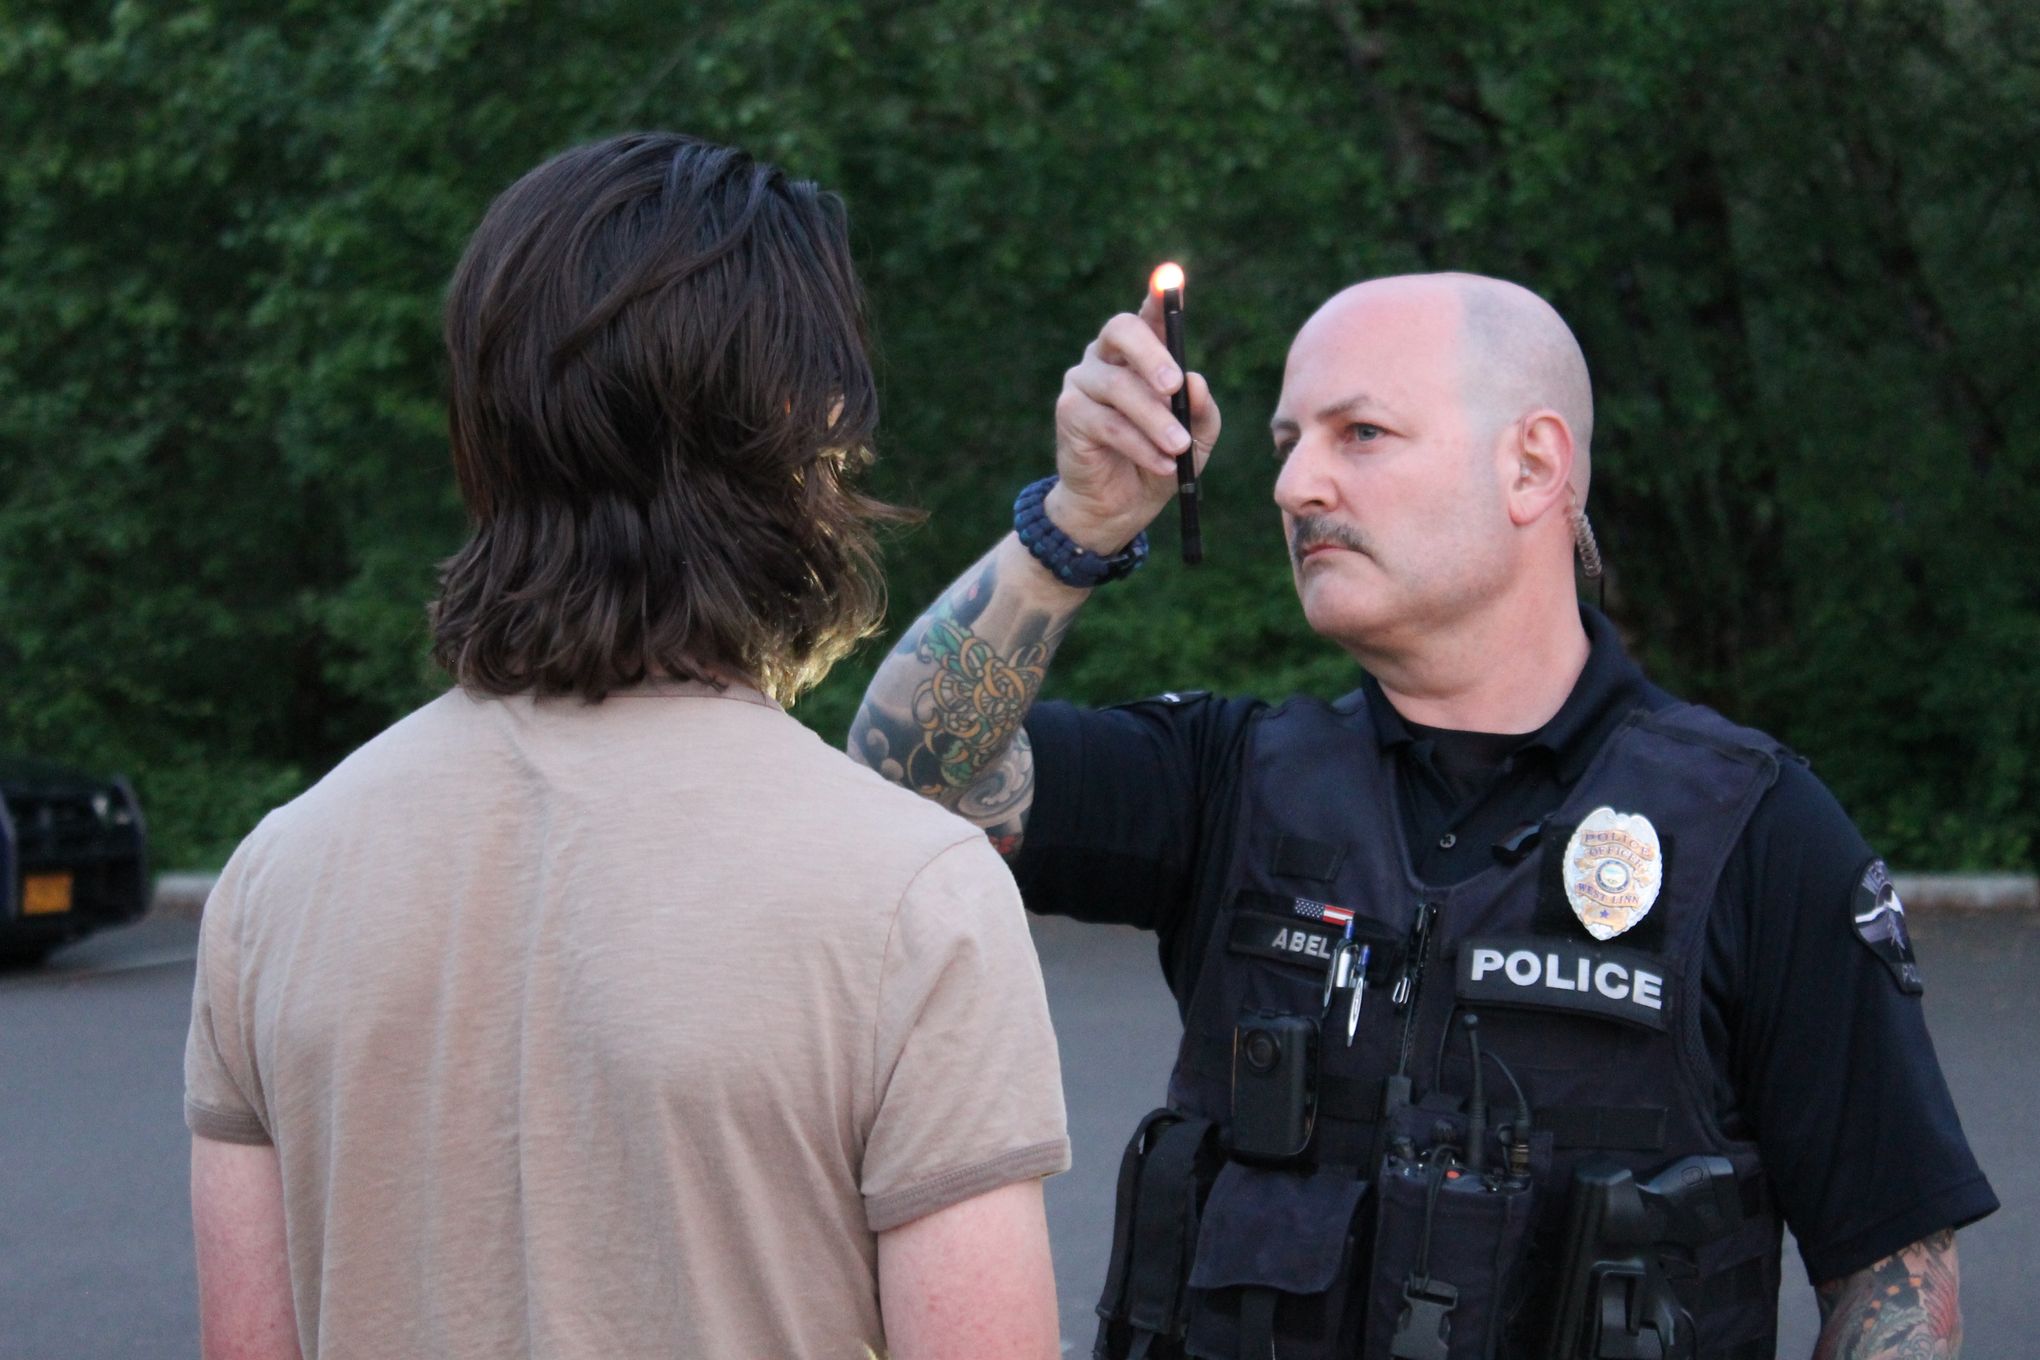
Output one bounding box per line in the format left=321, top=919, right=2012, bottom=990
left=186, top=132, right=1068, bottom=1360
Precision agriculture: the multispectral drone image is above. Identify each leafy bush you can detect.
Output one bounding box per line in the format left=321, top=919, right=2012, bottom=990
left=2, top=0, right=2033, bottom=870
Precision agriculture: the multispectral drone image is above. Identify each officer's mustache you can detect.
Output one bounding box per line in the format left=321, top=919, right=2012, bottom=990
left=1289, top=516, right=1370, bottom=568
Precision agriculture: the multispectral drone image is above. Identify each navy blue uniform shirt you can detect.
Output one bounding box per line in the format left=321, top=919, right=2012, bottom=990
left=1014, top=607, right=1996, bottom=1284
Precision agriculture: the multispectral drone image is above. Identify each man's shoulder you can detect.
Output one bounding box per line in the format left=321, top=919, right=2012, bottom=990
left=216, top=692, right=478, bottom=875
left=1030, top=688, right=1269, bottom=757
left=1621, top=697, right=1867, bottom=874
left=1628, top=692, right=1789, bottom=759
left=1710, top=743, right=1881, bottom=984
left=1740, top=751, right=1875, bottom=873
left=1622, top=692, right=1858, bottom=842
left=825, top=737, right=1004, bottom=839
left=687, top=707, right=1008, bottom=881
left=273, top=690, right=481, bottom=817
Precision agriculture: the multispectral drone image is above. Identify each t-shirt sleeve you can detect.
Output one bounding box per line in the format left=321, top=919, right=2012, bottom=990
left=1717, top=762, right=1997, bottom=1283
left=860, top=835, right=1071, bottom=1233
left=1014, top=693, right=1259, bottom=932
left=184, top=842, right=272, bottom=1146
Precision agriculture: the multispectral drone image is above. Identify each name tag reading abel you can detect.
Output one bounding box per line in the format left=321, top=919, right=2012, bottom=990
left=1455, top=935, right=1669, bottom=1032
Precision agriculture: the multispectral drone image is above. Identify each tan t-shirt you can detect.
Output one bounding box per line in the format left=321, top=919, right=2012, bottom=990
left=185, top=682, right=1069, bottom=1360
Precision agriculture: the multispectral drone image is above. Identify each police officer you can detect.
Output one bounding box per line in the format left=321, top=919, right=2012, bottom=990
left=848, top=273, right=1995, bottom=1358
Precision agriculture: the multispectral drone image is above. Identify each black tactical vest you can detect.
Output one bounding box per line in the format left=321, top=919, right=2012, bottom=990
left=1096, top=691, right=1785, bottom=1360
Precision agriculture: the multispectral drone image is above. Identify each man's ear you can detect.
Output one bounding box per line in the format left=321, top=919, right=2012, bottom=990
left=1504, top=409, right=1575, bottom=527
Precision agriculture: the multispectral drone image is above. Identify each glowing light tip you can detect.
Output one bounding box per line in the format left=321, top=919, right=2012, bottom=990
left=1150, top=262, right=1186, bottom=295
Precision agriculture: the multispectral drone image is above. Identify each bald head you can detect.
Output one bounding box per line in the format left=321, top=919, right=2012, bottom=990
left=1304, top=273, right=1594, bottom=502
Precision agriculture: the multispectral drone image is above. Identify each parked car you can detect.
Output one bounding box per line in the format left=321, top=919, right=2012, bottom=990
left=0, top=757, right=149, bottom=965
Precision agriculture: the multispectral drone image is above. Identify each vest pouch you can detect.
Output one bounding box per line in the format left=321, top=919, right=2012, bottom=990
left=1182, top=1162, right=1369, bottom=1360
left=1094, top=1110, right=1224, bottom=1360
left=1363, top=1148, right=1539, bottom=1360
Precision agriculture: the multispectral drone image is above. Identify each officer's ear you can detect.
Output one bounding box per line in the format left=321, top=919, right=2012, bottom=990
left=1504, top=408, right=1575, bottom=528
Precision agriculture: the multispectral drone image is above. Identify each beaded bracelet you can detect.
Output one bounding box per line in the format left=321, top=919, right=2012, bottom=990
left=1013, top=476, right=1148, bottom=587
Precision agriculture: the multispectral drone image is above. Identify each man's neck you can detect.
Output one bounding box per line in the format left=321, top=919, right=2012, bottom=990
left=1359, top=598, right=1592, bottom=736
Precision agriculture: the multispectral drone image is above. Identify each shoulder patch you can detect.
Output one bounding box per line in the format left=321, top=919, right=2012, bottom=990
left=1852, top=860, right=1923, bottom=995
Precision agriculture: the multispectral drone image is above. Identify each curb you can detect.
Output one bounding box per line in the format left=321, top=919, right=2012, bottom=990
left=149, top=873, right=217, bottom=923
left=1891, top=873, right=2039, bottom=913
left=144, top=870, right=2040, bottom=923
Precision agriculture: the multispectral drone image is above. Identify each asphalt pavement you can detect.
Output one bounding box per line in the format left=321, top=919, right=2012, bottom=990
left=0, top=919, right=202, bottom=1359
left=1, top=910, right=2033, bottom=1358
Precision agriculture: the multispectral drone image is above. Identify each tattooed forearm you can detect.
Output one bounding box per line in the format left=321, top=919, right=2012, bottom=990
left=960, top=730, right=1034, bottom=859
left=908, top=616, right=1049, bottom=788
left=1813, top=1230, right=1961, bottom=1360
left=849, top=535, right=1088, bottom=853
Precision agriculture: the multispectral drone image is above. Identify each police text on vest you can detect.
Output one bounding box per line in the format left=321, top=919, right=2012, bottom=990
left=1455, top=936, right=1671, bottom=1031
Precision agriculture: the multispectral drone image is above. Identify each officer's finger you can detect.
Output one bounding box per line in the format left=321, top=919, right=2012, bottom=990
left=1065, top=402, right=1180, bottom=480
left=1137, top=288, right=1166, bottom=334
left=1094, top=311, right=1182, bottom=399
left=1066, top=357, right=1192, bottom=467
left=1184, top=371, right=1222, bottom=473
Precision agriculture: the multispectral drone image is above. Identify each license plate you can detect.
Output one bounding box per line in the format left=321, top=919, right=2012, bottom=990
left=22, top=872, right=72, bottom=916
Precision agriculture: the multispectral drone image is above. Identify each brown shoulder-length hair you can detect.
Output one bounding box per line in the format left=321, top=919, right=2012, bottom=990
left=431, top=131, right=910, bottom=704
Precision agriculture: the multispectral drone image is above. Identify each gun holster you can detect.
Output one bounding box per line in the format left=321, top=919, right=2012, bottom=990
left=1548, top=1155, right=1745, bottom=1360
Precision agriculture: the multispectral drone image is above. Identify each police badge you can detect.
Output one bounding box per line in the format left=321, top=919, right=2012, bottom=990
left=1563, top=806, right=1664, bottom=941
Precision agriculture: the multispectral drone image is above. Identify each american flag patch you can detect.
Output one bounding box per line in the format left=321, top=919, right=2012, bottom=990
left=1293, top=897, right=1355, bottom=928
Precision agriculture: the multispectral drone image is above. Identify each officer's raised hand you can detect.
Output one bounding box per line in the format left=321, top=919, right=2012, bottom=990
left=848, top=290, right=1221, bottom=855
left=1046, top=294, right=1222, bottom=555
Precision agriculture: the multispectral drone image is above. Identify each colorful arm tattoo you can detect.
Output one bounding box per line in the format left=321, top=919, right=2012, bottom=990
left=907, top=615, right=1048, bottom=792
left=1813, top=1229, right=1962, bottom=1360
left=849, top=541, right=1083, bottom=858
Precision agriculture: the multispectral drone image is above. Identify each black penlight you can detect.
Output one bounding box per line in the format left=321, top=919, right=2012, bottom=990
left=1149, top=262, right=1202, bottom=565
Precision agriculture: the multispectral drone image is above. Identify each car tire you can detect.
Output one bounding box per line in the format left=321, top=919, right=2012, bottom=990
left=0, top=940, right=59, bottom=970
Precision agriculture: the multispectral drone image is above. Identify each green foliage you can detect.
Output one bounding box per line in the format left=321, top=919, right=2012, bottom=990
left=1, top=0, right=2033, bottom=869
